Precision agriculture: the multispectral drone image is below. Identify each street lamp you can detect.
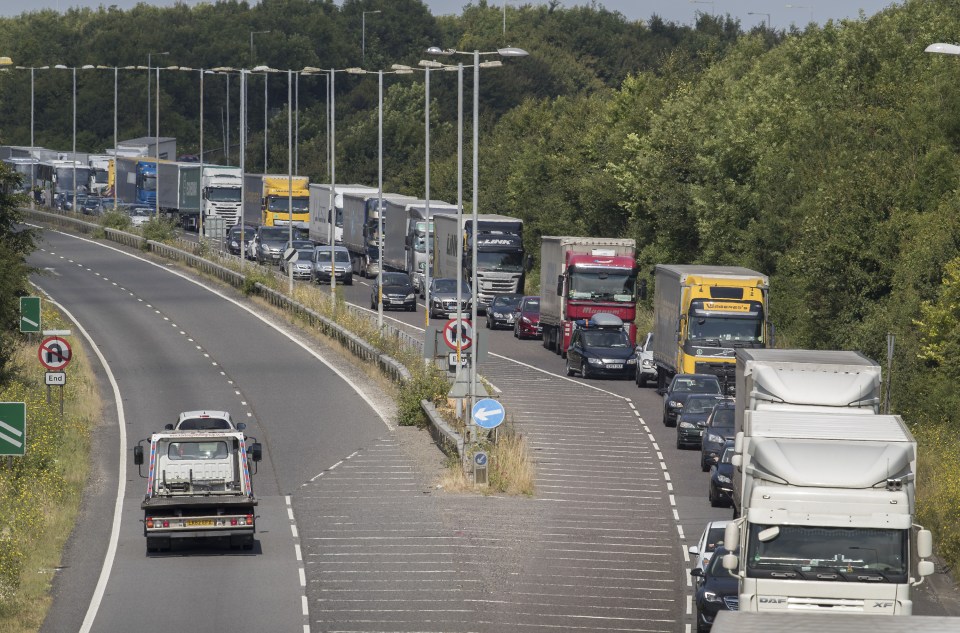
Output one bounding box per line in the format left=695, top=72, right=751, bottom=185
left=14, top=64, right=50, bottom=203
left=362, top=10, right=381, bottom=63
left=53, top=64, right=79, bottom=214
left=925, top=43, right=960, bottom=56
left=253, top=65, right=278, bottom=172
left=346, top=65, right=414, bottom=329
left=426, top=45, right=527, bottom=427
left=747, top=12, right=771, bottom=29
left=213, top=66, right=248, bottom=269
left=785, top=4, right=813, bottom=23
left=146, top=51, right=169, bottom=137
left=249, top=30, right=270, bottom=66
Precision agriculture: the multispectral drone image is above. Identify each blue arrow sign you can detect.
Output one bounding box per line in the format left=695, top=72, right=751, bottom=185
left=472, top=398, right=505, bottom=429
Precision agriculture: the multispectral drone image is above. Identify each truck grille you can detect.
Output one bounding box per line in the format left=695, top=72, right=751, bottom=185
left=210, top=204, right=239, bottom=225
left=694, top=361, right=736, bottom=393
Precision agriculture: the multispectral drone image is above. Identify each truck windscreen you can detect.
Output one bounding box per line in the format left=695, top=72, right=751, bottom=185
left=476, top=250, right=524, bottom=273
left=688, top=313, right=763, bottom=344
left=267, top=197, right=309, bottom=212
left=569, top=270, right=637, bottom=302
left=208, top=187, right=241, bottom=202
left=746, top=524, right=908, bottom=583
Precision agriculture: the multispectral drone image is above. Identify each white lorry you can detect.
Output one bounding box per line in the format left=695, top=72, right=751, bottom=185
left=308, top=184, right=377, bottom=246
left=381, top=198, right=457, bottom=287
left=341, top=190, right=416, bottom=277
left=722, top=349, right=934, bottom=615
left=712, top=612, right=960, bottom=632
left=133, top=428, right=262, bottom=552
left=200, top=166, right=243, bottom=228
left=433, top=212, right=526, bottom=311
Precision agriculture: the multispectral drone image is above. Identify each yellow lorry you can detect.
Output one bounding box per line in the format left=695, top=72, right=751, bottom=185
left=652, top=264, right=770, bottom=394
left=243, top=174, right=309, bottom=228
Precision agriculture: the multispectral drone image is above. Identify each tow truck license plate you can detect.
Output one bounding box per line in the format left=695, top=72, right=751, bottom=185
left=187, top=519, right=215, bottom=527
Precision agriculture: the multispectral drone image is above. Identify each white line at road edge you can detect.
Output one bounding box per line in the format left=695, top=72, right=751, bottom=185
left=31, top=284, right=127, bottom=633
left=36, top=227, right=393, bottom=431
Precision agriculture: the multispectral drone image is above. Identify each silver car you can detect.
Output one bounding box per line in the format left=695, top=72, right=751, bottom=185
left=428, top=278, right=472, bottom=319
left=312, top=246, right=353, bottom=286
left=635, top=331, right=657, bottom=387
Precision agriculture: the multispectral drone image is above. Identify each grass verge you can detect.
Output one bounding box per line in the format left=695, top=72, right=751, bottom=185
left=0, top=303, right=99, bottom=631
left=914, top=421, right=960, bottom=571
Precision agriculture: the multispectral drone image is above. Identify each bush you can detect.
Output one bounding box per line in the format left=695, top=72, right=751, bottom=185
left=140, top=217, right=178, bottom=244
left=100, top=210, right=131, bottom=231
left=241, top=268, right=273, bottom=296
left=397, top=366, right=450, bottom=427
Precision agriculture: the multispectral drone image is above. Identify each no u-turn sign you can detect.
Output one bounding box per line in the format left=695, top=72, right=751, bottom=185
left=38, top=336, right=72, bottom=371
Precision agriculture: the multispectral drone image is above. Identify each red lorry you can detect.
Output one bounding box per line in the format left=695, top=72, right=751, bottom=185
left=539, top=236, right=639, bottom=356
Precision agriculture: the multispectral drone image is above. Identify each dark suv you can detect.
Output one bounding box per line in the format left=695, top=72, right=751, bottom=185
left=662, top=373, right=722, bottom=427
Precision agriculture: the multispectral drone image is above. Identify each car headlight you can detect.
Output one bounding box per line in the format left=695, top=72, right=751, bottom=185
left=679, top=421, right=695, bottom=429
left=704, top=591, right=722, bottom=603
left=406, top=293, right=415, bottom=300
left=668, top=400, right=683, bottom=408
left=717, top=474, right=731, bottom=484
left=522, top=317, right=531, bottom=324
left=706, top=433, right=723, bottom=443
left=626, top=357, right=637, bottom=365
left=231, top=240, right=238, bottom=247
left=587, top=357, right=603, bottom=365
left=642, top=359, right=655, bottom=368
left=418, top=261, right=425, bottom=270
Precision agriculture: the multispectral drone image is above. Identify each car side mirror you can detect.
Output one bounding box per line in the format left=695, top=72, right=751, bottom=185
left=690, top=568, right=703, bottom=577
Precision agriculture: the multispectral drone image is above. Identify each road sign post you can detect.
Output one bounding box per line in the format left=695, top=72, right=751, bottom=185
left=0, top=402, right=26, bottom=457
left=20, top=296, right=41, bottom=333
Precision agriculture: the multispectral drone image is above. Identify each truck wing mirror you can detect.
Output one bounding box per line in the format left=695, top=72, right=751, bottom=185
left=722, top=553, right=739, bottom=571
left=724, top=522, right=740, bottom=550
left=638, top=278, right=648, bottom=301
left=249, top=442, right=263, bottom=462
left=133, top=445, right=144, bottom=466
left=525, top=254, right=534, bottom=272
left=237, top=422, right=246, bottom=432
left=557, top=274, right=563, bottom=297
left=164, top=423, right=173, bottom=431
left=917, top=529, right=933, bottom=559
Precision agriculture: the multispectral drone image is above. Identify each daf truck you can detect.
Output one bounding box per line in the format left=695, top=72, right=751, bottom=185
left=308, top=183, right=377, bottom=246
left=133, top=428, right=263, bottom=552
left=652, top=265, right=770, bottom=393
left=433, top=213, right=526, bottom=311
left=540, top=237, right=638, bottom=356
left=721, top=410, right=934, bottom=615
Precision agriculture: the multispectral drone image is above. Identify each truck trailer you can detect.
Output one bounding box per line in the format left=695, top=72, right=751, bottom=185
left=722, top=410, right=934, bottom=615
left=652, top=264, right=770, bottom=393
left=382, top=198, right=457, bottom=281
left=308, top=184, right=377, bottom=246
left=133, top=428, right=263, bottom=552
left=433, top=213, right=526, bottom=310
left=539, top=236, right=638, bottom=356
left=115, top=156, right=158, bottom=206
left=157, top=162, right=201, bottom=227
left=341, top=191, right=416, bottom=278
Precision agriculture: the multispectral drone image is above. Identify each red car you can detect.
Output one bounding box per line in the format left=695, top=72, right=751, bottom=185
left=513, top=296, right=542, bottom=339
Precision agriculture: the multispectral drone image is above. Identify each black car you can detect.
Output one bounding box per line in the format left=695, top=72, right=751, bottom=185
left=371, top=272, right=416, bottom=312
left=485, top=293, right=524, bottom=330
left=564, top=314, right=637, bottom=379
left=709, top=441, right=736, bottom=508
left=227, top=224, right=257, bottom=257
left=691, top=546, right=739, bottom=633
left=676, top=394, right=726, bottom=449
left=662, top=373, right=722, bottom=427
left=700, top=400, right=736, bottom=472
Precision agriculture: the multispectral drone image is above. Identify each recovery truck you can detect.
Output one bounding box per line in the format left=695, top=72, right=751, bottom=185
left=308, top=183, right=377, bottom=246
left=133, top=428, right=262, bottom=552
left=433, top=212, right=527, bottom=311
left=652, top=264, right=770, bottom=393
left=539, top=236, right=638, bottom=356
left=721, top=410, right=934, bottom=615
left=244, top=173, right=310, bottom=228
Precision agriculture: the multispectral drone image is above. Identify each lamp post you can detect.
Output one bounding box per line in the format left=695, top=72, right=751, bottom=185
left=785, top=4, right=813, bottom=23
left=362, top=10, right=381, bottom=63
left=747, top=12, right=771, bottom=29
left=146, top=51, right=169, bottom=137
left=14, top=64, right=50, bottom=204
left=427, top=45, right=528, bottom=432
left=53, top=64, right=78, bottom=213
left=346, top=65, right=414, bottom=329
left=418, top=60, right=444, bottom=327
left=253, top=65, right=277, bottom=172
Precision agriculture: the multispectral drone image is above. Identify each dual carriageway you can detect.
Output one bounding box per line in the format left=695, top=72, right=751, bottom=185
left=26, top=218, right=952, bottom=632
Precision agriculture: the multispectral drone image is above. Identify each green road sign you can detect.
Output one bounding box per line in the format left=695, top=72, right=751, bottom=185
left=0, top=402, right=26, bottom=456
left=19, top=296, right=41, bottom=333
